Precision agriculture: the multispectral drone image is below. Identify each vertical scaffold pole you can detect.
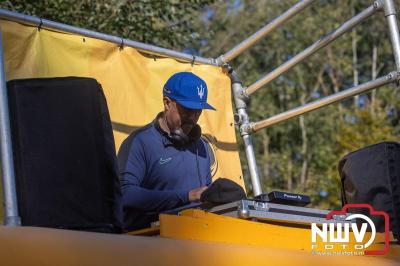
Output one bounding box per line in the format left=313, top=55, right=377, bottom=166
left=230, top=69, right=262, bottom=197
left=0, top=28, right=20, bottom=226
left=383, top=0, right=400, bottom=70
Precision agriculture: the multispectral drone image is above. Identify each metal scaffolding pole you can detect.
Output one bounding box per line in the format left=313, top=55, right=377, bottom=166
left=230, top=70, right=262, bottom=197
left=382, top=0, right=400, bottom=70
left=0, top=28, right=21, bottom=226
left=245, top=3, right=382, bottom=96
left=0, top=9, right=216, bottom=66
left=216, top=0, right=315, bottom=65
left=244, top=71, right=399, bottom=133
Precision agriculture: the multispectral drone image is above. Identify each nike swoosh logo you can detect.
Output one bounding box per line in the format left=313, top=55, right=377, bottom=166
left=159, top=157, right=172, bottom=164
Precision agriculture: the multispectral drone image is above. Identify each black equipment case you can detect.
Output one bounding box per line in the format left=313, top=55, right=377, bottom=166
left=339, top=142, right=400, bottom=240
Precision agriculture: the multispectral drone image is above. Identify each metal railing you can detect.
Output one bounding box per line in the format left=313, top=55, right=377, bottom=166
left=247, top=71, right=399, bottom=133
left=216, top=0, right=316, bottom=66
left=245, top=3, right=381, bottom=95
left=225, top=0, right=400, bottom=197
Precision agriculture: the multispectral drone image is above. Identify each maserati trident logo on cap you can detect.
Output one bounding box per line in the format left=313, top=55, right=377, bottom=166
left=197, top=84, right=205, bottom=99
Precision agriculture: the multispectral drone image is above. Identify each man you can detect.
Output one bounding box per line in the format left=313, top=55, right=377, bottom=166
left=117, top=72, right=216, bottom=231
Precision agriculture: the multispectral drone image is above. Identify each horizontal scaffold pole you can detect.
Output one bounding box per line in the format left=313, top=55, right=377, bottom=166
left=245, top=2, right=383, bottom=96
left=243, top=71, right=399, bottom=133
left=0, top=9, right=217, bottom=66
left=217, top=0, right=316, bottom=65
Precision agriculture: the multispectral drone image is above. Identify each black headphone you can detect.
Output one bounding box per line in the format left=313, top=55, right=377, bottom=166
left=169, top=128, right=190, bottom=146
left=155, top=114, right=202, bottom=147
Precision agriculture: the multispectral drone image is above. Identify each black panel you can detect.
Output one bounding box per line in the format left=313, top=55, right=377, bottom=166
left=7, top=77, right=122, bottom=233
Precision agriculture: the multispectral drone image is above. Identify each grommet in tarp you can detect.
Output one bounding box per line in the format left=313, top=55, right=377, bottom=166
left=119, top=38, right=124, bottom=51
left=191, top=55, right=196, bottom=67
left=38, top=18, right=43, bottom=31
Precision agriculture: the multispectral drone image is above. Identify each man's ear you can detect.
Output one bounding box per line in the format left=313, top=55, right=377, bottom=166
left=163, top=97, right=171, bottom=111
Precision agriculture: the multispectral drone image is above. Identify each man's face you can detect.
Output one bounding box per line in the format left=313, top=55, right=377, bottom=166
left=164, top=97, right=202, bottom=134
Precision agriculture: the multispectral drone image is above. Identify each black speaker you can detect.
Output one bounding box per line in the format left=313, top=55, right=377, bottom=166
left=7, top=77, right=122, bottom=233
left=339, top=142, right=400, bottom=241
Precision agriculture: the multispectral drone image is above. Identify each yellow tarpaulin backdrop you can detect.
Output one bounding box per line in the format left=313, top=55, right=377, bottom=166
left=0, top=20, right=244, bottom=199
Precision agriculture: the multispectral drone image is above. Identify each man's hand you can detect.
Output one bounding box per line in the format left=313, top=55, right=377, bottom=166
left=188, top=186, right=208, bottom=202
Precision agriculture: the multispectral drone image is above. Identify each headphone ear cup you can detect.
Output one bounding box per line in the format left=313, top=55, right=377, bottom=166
left=190, top=124, right=201, bottom=141
left=169, top=128, right=190, bottom=146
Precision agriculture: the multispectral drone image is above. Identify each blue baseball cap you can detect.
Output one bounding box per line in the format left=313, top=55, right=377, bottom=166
left=163, top=72, right=216, bottom=110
